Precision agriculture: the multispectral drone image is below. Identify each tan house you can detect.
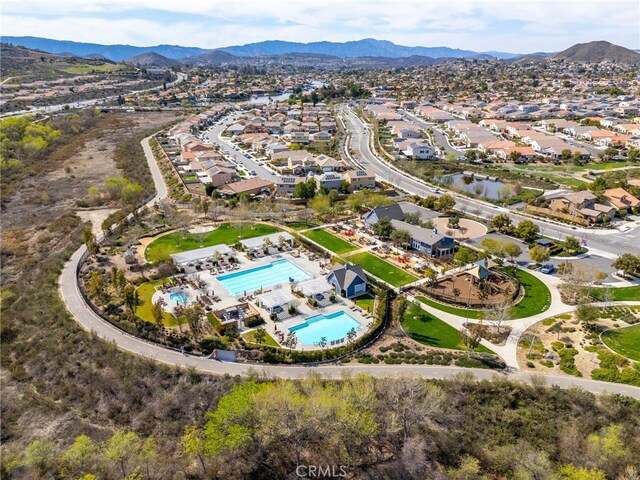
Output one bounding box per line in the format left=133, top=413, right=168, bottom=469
left=218, top=178, right=274, bottom=197
left=344, top=170, right=376, bottom=191
left=549, top=191, right=616, bottom=223
left=603, top=188, right=640, bottom=211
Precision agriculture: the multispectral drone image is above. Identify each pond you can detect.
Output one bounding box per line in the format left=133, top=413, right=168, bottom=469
left=438, top=173, right=519, bottom=200
left=248, top=80, right=326, bottom=104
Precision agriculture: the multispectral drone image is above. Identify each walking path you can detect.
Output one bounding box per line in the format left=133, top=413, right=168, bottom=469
left=57, top=132, right=640, bottom=400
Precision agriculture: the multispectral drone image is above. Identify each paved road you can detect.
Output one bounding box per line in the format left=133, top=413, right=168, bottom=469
left=205, top=120, right=277, bottom=179
left=340, top=106, right=639, bottom=257
left=56, top=133, right=640, bottom=399
left=1, top=72, right=187, bottom=118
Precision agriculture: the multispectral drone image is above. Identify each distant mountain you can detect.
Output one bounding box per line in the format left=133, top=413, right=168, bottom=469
left=0, top=36, right=208, bottom=61
left=181, top=50, right=237, bottom=65
left=2, top=36, right=519, bottom=60
left=125, top=52, right=180, bottom=67
left=552, top=41, right=640, bottom=64
left=219, top=38, right=518, bottom=59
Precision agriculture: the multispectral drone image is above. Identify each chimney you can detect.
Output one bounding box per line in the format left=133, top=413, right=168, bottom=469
left=433, top=228, right=437, bottom=234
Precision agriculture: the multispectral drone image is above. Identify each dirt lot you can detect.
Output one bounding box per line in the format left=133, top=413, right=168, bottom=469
left=432, top=217, right=487, bottom=240
left=1, top=111, right=179, bottom=285
left=2, top=111, right=179, bottom=231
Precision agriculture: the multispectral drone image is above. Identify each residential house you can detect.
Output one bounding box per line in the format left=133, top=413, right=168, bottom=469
left=344, top=170, right=376, bottom=191
left=389, top=220, right=455, bottom=258
left=602, top=188, right=640, bottom=213
left=316, top=172, right=344, bottom=192
left=274, top=176, right=305, bottom=197
left=402, top=141, right=436, bottom=160
left=549, top=191, right=616, bottom=223
left=218, top=178, right=274, bottom=197
left=327, top=263, right=368, bottom=298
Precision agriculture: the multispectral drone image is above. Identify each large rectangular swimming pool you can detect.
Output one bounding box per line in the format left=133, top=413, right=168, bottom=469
left=289, top=311, right=361, bottom=345
left=217, top=259, right=311, bottom=296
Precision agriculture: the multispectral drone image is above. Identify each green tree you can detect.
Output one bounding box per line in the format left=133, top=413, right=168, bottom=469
left=435, top=194, right=456, bottom=212
left=104, top=430, right=140, bottom=479
left=454, top=247, right=475, bottom=266
left=576, top=303, right=599, bottom=329
left=390, top=228, right=410, bottom=247
left=182, top=426, right=208, bottom=476
left=151, top=299, right=165, bottom=329
left=563, top=236, right=581, bottom=254
left=503, top=242, right=522, bottom=263
left=61, top=434, right=96, bottom=476
left=514, top=220, right=539, bottom=242
left=372, top=216, right=394, bottom=239
left=529, top=245, right=551, bottom=264
left=254, top=327, right=267, bottom=345
left=25, top=438, right=56, bottom=475
left=612, top=253, right=640, bottom=277
left=492, top=213, right=512, bottom=233
left=558, top=464, right=606, bottom=480
left=308, top=194, right=332, bottom=220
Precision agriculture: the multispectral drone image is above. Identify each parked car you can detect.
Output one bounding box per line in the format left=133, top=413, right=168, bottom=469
left=540, top=263, right=555, bottom=274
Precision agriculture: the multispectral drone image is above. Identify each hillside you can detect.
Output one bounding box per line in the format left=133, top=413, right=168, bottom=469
left=0, top=36, right=208, bottom=61
left=552, top=40, right=640, bottom=64
left=0, top=43, right=127, bottom=79
left=124, top=51, right=180, bottom=67
left=181, top=50, right=237, bottom=65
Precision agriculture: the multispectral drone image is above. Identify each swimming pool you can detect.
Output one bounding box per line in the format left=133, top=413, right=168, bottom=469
left=170, top=291, right=188, bottom=304
left=217, top=259, right=311, bottom=296
left=289, top=311, right=361, bottom=345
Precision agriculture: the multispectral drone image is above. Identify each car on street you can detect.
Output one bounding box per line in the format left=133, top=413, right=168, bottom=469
left=540, top=263, right=555, bottom=274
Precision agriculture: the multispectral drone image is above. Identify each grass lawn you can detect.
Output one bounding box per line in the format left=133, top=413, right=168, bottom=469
left=401, top=303, right=493, bottom=353
left=602, top=325, right=640, bottom=361
left=354, top=294, right=375, bottom=314
left=345, top=252, right=418, bottom=287
left=302, top=229, right=359, bottom=254
left=135, top=280, right=183, bottom=327
left=286, top=222, right=318, bottom=231
left=509, top=269, right=552, bottom=319
left=145, top=223, right=281, bottom=262
left=590, top=285, right=640, bottom=302
left=415, top=296, right=484, bottom=319
left=242, top=330, right=280, bottom=347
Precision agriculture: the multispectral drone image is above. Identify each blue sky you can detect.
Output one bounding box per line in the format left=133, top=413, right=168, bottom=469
left=2, top=0, right=638, bottom=53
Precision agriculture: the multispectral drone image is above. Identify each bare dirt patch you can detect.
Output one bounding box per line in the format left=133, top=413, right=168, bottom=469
left=432, top=217, right=487, bottom=240
left=2, top=111, right=179, bottom=231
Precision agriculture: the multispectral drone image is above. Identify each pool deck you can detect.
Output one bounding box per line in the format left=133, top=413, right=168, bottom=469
left=152, top=250, right=373, bottom=350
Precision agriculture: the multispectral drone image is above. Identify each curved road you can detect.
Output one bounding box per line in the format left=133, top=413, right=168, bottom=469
left=339, top=106, right=639, bottom=257
left=58, top=131, right=640, bottom=400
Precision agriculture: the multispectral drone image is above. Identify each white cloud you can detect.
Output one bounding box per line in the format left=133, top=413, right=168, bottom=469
left=1, top=0, right=638, bottom=52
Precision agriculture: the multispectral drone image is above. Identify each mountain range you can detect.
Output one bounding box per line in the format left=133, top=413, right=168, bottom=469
left=2, top=36, right=638, bottom=67
left=2, top=36, right=519, bottom=62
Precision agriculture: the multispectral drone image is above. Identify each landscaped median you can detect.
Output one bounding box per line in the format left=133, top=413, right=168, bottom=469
left=344, top=252, right=418, bottom=287
left=144, top=223, right=281, bottom=263
left=301, top=228, right=359, bottom=255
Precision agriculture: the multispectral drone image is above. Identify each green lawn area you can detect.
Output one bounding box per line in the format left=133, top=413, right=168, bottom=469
left=509, top=269, right=552, bottom=319
left=242, top=329, right=280, bottom=347
left=135, top=280, right=183, bottom=327
left=602, top=325, right=640, bottom=361
left=345, top=252, right=418, bottom=287
left=415, top=296, right=484, bottom=319
left=353, top=294, right=375, bottom=314
left=286, top=222, right=318, bottom=231
left=401, top=303, right=492, bottom=353
left=302, top=229, right=358, bottom=254
left=590, top=285, right=640, bottom=302
left=145, top=223, right=281, bottom=262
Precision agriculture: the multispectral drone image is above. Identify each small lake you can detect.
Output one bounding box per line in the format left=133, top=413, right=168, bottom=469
left=248, top=80, right=326, bottom=104
left=438, top=173, right=517, bottom=200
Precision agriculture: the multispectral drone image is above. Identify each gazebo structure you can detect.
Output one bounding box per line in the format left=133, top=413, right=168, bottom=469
left=298, top=278, right=333, bottom=304
left=170, top=244, right=233, bottom=267
left=256, top=289, right=296, bottom=314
